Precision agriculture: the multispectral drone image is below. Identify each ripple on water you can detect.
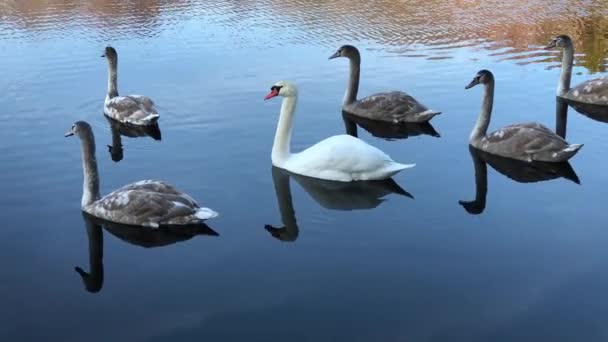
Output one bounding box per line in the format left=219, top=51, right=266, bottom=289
left=0, top=0, right=607, bottom=70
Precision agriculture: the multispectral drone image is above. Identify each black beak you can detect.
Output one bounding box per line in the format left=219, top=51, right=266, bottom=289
left=465, top=79, right=479, bottom=90
left=328, top=51, right=340, bottom=59
left=65, top=132, right=74, bottom=137
left=544, top=42, right=556, bottom=50
left=101, top=53, right=106, bottom=57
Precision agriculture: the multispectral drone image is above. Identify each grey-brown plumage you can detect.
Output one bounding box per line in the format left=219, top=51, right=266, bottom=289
left=86, top=180, right=214, bottom=227
left=102, top=46, right=160, bottom=125
left=84, top=213, right=218, bottom=249
left=65, top=121, right=217, bottom=228
left=465, top=70, right=583, bottom=162
left=546, top=35, right=608, bottom=106
left=329, top=45, right=440, bottom=123
left=562, top=77, right=608, bottom=105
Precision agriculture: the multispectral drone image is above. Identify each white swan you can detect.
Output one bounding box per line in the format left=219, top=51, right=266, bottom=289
left=102, top=46, right=160, bottom=125
left=66, top=121, right=217, bottom=227
left=264, top=81, right=415, bottom=181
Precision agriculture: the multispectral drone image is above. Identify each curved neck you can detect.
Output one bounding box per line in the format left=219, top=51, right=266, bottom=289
left=344, top=55, right=360, bottom=105
left=80, top=131, right=101, bottom=207
left=471, top=81, right=494, bottom=142
left=558, top=44, right=574, bottom=96
left=106, top=58, right=118, bottom=99
left=342, top=112, right=358, bottom=137
left=272, top=96, right=297, bottom=166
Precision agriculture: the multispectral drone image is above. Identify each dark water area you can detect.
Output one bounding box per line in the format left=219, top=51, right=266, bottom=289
left=1, top=1, right=608, bottom=341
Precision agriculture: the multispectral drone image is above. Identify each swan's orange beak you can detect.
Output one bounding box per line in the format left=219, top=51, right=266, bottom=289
left=264, top=88, right=279, bottom=100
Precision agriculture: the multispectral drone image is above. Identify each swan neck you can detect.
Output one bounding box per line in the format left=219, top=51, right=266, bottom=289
left=344, top=55, right=360, bottom=105
left=107, top=58, right=118, bottom=99
left=342, top=113, right=358, bottom=137
left=80, top=130, right=101, bottom=207
left=558, top=44, right=574, bottom=96
left=272, top=96, right=297, bottom=166
left=471, top=81, right=494, bottom=142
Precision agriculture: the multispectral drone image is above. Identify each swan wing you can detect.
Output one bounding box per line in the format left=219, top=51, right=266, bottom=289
left=510, top=122, right=555, bottom=134
left=88, top=180, right=216, bottom=227
left=115, top=180, right=198, bottom=205
left=286, top=134, right=412, bottom=181
left=347, top=91, right=440, bottom=123
left=564, top=76, right=608, bottom=105
left=105, top=95, right=159, bottom=125
left=481, top=124, right=572, bottom=160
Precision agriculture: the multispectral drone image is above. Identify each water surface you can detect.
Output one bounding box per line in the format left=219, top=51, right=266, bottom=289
left=1, top=1, right=608, bottom=341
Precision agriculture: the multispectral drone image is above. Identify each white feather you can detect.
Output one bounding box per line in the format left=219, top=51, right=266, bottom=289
left=269, top=81, right=414, bottom=182
left=195, top=207, right=219, bottom=220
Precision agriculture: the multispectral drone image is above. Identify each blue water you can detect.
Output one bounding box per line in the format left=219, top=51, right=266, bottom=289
left=1, top=1, right=608, bottom=341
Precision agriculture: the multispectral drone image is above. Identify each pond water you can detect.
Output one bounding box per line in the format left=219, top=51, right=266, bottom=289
left=1, top=1, right=608, bottom=341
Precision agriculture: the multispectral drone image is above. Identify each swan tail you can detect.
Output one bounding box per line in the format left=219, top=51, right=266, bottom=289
left=423, top=109, right=441, bottom=116
left=382, top=162, right=415, bottom=178
left=142, top=113, right=160, bottom=124
left=393, top=162, right=416, bottom=171
left=194, top=207, right=219, bottom=220
left=558, top=143, right=583, bottom=161
left=409, top=109, right=441, bottom=122
left=126, top=113, right=160, bottom=126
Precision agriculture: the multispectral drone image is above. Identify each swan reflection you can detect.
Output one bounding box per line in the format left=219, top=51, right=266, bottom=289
left=265, top=166, right=412, bottom=241
left=105, top=115, right=162, bottom=162
left=75, top=212, right=104, bottom=293
left=264, top=167, right=299, bottom=242
left=75, top=212, right=218, bottom=293
left=95, top=216, right=218, bottom=248
left=562, top=98, right=608, bottom=124
left=343, top=111, right=440, bottom=140
left=459, top=145, right=579, bottom=215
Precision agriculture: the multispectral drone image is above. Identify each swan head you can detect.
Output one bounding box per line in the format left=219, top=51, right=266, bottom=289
left=101, top=46, right=118, bottom=60
left=65, top=121, right=93, bottom=138
left=545, top=35, right=572, bottom=50
left=329, top=45, right=360, bottom=60
left=465, top=69, right=494, bottom=89
left=264, top=81, right=298, bottom=100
